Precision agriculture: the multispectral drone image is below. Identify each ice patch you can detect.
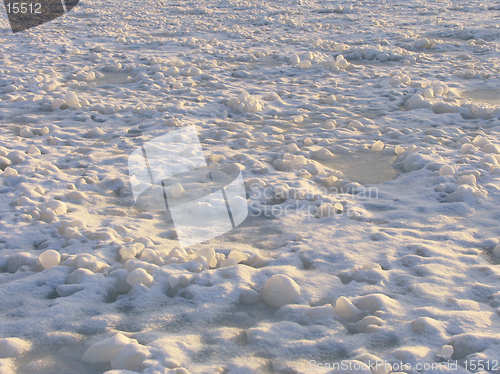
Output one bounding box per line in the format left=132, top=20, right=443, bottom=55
left=318, top=153, right=398, bottom=185
left=461, top=88, right=500, bottom=106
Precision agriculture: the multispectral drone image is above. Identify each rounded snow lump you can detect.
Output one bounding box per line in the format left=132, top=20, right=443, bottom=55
left=437, top=345, right=454, bottom=359
left=371, top=140, right=384, bottom=152
left=81, top=333, right=134, bottom=364
left=110, top=343, right=150, bottom=370
left=403, top=153, right=427, bottom=172
left=126, top=268, right=154, bottom=288
left=39, top=250, right=61, bottom=269
left=20, top=128, right=33, bottom=138
left=333, top=296, right=363, bottom=321
left=404, top=94, right=430, bottom=110
left=439, top=165, right=455, bottom=176
left=170, top=183, right=185, bottom=198
left=261, top=274, right=301, bottom=308
left=395, top=145, right=405, bottom=155
left=64, top=91, right=79, bottom=107
left=313, top=147, right=334, bottom=160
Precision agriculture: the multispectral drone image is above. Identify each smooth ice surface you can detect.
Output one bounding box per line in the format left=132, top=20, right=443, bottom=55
left=462, top=88, right=500, bottom=106
left=319, top=153, right=398, bottom=185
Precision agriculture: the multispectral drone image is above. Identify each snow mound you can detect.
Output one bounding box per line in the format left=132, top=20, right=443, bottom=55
left=6, top=253, right=37, bottom=273
left=439, top=165, right=455, bottom=176
left=64, top=91, right=80, bottom=108
left=81, top=333, right=135, bottom=364
left=0, top=358, right=15, bottom=374
left=126, top=268, right=154, bottom=288
left=110, top=343, right=150, bottom=370
left=390, top=345, right=431, bottom=363
left=446, top=185, right=487, bottom=202
left=71, top=253, right=109, bottom=273
left=119, top=243, right=145, bottom=262
left=371, top=140, right=384, bottom=152
left=333, top=296, right=363, bottom=322
left=38, top=250, right=61, bottom=270
left=338, top=263, right=387, bottom=285
left=352, top=315, right=384, bottom=333
left=353, top=293, right=402, bottom=315
left=227, top=92, right=263, bottom=113
left=0, top=338, right=31, bottom=358
left=437, top=345, right=454, bottom=359
left=261, top=274, right=301, bottom=308
left=404, top=94, right=431, bottom=110
left=355, top=354, right=392, bottom=374
left=313, top=147, right=335, bottom=160
left=403, top=153, right=429, bottom=172
left=446, top=333, right=500, bottom=360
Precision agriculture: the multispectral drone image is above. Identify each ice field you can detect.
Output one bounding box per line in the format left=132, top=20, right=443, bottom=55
left=1, top=0, right=500, bottom=372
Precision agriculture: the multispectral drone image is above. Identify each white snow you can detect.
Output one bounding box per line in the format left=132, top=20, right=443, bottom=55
left=260, top=274, right=301, bottom=308
left=371, top=140, right=384, bottom=152
left=227, top=92, right=263, bottom=113
left=81, top=333, right=134, bottom=364
left=439, top=165, right=455, bottom=176
left=326, top=360, right=372, bottom=374
left=333, top=296, right=363, bottom=322
left=64, top=91, right=80, bottom=108
left=126, top=268, right=154, bottom=288
left=170, top=183, right=186, bottom=198
left=437, top=345, right=454, bottom=359
left=109, top=343, right=150, bottom=370
left=38, top=250, right=61, bottom=270
left=0, top=338, right=31, bottom=358
left=403, top=153, right=428, bottom=172
left=1, top=0, right=500, bottom=372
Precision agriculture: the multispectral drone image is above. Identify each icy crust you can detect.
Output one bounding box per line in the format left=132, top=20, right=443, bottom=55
left=2, top=0, right=500, bottom=372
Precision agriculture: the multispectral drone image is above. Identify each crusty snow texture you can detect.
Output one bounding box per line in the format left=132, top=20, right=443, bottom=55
left=1, top=0, right=500, bottom=372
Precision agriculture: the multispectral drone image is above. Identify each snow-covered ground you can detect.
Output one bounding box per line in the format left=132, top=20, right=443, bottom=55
left=1, top=0, right=500, bottom=372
